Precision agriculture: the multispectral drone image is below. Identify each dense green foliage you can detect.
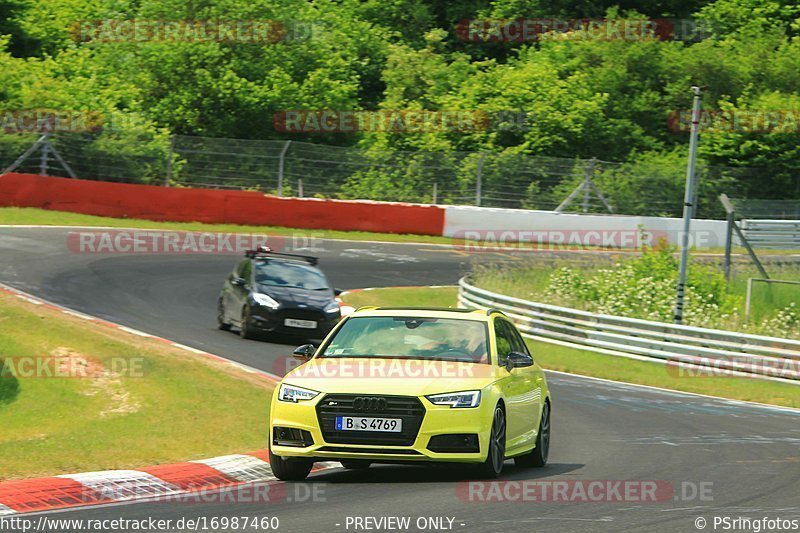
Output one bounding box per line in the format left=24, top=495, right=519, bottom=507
left=1, top=0, right=798, bottom=211
left=473, top=246, right=800, bottom=337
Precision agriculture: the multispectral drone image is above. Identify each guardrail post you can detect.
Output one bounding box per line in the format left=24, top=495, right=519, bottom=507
left=720, top=193, right=769, bottom=279
left=745, top=277, right=755, bottom=324
left=723, top=209, right=734, bottom=281
left=432, top=182, right=438, bottom=204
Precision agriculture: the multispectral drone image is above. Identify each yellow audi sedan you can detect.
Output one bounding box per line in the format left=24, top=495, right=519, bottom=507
left=268, top=307, right=551, bottom=480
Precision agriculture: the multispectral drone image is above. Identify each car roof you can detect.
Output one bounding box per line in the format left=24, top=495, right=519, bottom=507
left=348, top=307, right=505, bottom=321
left=252, top=256, right=320, bottom=268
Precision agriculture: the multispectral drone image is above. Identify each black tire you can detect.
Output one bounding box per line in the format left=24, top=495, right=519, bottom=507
left=340, top=460, right=371, bottom=470
left=217, top=299, right=231, bottom=331
left=515, top=400, right=550, bottom=468
left=240, top=307, right=256, bottom=339
left=478, top=405, right=506, bottom=478
left=268, top=447, right=313, bottom=481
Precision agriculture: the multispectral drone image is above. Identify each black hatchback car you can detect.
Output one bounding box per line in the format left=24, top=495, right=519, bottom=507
left=218, top=247, right=342, bottom=340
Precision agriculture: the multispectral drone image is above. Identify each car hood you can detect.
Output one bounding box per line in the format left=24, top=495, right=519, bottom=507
left=257, top=285, right=333, bottom=307
left=283, top=357, right=501, bottom=396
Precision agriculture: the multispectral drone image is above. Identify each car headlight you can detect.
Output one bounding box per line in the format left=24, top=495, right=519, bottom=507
left=278, top=383, right=319, bottom=403
left=324, top=301, right=341, bottom=314
left=426, top=390, right=481, bottom=408
left=252, top=293, right=280, bottom=309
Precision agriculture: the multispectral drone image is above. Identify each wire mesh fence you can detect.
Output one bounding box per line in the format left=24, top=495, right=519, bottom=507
left=733, top=199, right=800, bottom=220
left=1, top=131, right=797, bottom=220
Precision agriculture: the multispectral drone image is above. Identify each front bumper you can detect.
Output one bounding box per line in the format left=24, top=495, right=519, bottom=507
left=270, top=394, right=493, bottom=463
left=248, top=306, right=339, bottom=337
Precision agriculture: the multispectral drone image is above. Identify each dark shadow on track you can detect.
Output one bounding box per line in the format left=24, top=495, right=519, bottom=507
left=218, top=327, right=323, bottom=347
left=312, top=462, right=585, bottom=484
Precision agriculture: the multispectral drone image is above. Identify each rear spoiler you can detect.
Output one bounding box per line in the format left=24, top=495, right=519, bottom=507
left=244, top=246, right=318, bottom=266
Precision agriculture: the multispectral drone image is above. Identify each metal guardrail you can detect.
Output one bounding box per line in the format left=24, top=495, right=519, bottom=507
left=458, top=277, right=800, bottom=383
left=740, top=219, right=800, bottom=249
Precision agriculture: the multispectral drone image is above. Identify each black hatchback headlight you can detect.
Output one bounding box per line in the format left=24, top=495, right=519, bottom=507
left=252, top=293, right=280, bottom=309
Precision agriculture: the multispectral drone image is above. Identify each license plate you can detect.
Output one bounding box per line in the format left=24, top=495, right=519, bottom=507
left=284, top=318, right=317, bottom=329
left=335, top=416, right=403, bottom=433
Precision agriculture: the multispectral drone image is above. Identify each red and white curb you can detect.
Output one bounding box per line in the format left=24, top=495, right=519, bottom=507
left=0, top=284, right=333, bottom=515
left=0, top=283, right=450, bottom=516
left=0, top=452, right=338, bottom=515
left=335, top=297, right=355, bottom=316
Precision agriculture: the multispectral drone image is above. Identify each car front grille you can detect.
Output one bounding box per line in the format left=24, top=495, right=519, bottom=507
left=316, top=394, right=425, bottom=446
left=317, top=446, right=423, bottom=455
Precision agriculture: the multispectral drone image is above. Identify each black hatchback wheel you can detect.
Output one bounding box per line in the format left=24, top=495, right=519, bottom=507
left=217, top=299, right=231, bottom=331
left=240, top=307, right=256, bottom=339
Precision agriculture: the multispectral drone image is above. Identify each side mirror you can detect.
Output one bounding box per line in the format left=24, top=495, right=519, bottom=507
left=506, top=351, right=533, bottom=371
left=231, top=277, right=246, bottom=287
left=292, top=344, right=316, bottom=362
left=333, top=288, right=343, bottom=296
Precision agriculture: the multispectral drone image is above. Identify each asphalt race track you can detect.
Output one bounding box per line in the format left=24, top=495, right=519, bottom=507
left=1, top=227, right=799, bottom=533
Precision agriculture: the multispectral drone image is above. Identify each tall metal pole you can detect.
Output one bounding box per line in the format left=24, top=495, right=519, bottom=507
left=277, top=140, right=291, bottom=197
left=723, top=209, right=734, bottom=282
left=673, top=86, right=702, bottom=324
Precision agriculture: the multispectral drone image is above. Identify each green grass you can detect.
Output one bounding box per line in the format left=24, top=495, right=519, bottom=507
left=531, top=342, right=799, bottom=408
left=727, top=270, right=800, bottom=324
left=472, top=257, right=800, bottom=338
left=343, top=286, right=458, bottom=309
left=0, top=207, right=455, bottom=245
left=340, top=286, right=800, bottom=408
left=0, top=293, right=275, bottom=480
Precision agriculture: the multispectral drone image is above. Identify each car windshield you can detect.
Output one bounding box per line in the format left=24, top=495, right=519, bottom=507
left=254, top=260, right=329, bottom=290
left=321, top=316, right=489, bottom=363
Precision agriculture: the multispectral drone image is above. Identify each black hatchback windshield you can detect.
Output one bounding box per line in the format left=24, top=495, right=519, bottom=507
left=254, top=260, right=330, bottom=290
